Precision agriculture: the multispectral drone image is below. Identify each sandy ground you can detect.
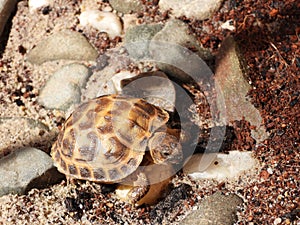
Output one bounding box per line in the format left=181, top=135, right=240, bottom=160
left=0, top=0, right=299, bottom=224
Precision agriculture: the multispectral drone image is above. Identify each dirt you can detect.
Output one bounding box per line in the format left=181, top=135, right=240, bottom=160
left=0, top=0, right=299, bottom=224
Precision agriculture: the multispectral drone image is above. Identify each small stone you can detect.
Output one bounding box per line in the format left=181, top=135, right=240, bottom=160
left=150, top=19, right=212, bottom=82
left=106, top=202, right=114, bottom=208
left=267, top=167, right=273, bottom=174
left=183, top=150, right=259, bottom=181
left=221, top=20, right=235, bottom=31
left=181, top=191, right=243, bottom=225
left=214, top=36, right=269, bottom=142
left=79, top=10, right=122, bottom=39
left=0, top=0, right=17, bottom=37
left=151, top=19, right=211, bottom=60
left=121, top=71, right=176, bottom=111
left=124, top=24, right=163, bottom=60
left=39, top=82, right=81, bottom=111
left=109, top=0, right=143, bottom=14
left=28, top=0, right=50, bottom=12
left=273, top=217, right=282, bottom=225
left=27, top=30, right=98, bottom=64
left=58, top=63, right=91, bottom=88
left=159, top=0, right=223, bottom=20
left=38, top=63, right=91, bottom=110
left=0, top=147, right=63, bottom=196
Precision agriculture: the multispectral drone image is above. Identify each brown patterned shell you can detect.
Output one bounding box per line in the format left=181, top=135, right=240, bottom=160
left=51, top=94, right=169, bottom=183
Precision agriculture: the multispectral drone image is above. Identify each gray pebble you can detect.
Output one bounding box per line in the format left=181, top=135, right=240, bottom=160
left=181, top=191, right=243, bottom=225
left=124, top=24, right=163, bottom=60
left=150, top=19, right=212, bottom=82
left=159, top=0, right=223, bottom=21
left=121, top=71, right=176, bottom=112
left=0, top=147, right=63, bottom=197
left=27, top=30, right=98, bottom=64
left=214, top=36, right=269, bottom=142
left=39, top=82, right=81, bottom=111
left=109, top=0, right=143, bottom=14
left=38, top=63, right=91, bottom=111
left=152, top=19, right=211, bottom=60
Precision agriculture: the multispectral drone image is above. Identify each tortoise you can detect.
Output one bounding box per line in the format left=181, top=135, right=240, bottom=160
left=51, top=94, right=183, bottom=205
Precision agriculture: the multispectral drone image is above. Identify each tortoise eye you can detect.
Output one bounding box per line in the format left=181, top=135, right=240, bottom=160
left=170, top=142, right=177, bottom=149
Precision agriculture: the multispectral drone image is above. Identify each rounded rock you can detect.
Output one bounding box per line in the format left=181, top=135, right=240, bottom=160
left=109, top=0, right=143, bottom=14
left=0, top=147, right=63, bottom=196
left=79, top=10, right=122, bottom=39
left=38, top=63, right=91, bottom=111
left=26, top=30, right=98, bottom=64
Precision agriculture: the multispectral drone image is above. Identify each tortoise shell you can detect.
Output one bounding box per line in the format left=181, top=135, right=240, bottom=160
left=51, top=94, right=170, bottom=183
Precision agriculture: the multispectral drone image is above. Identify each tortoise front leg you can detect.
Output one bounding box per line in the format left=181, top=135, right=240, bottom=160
left=126, top=172, right=150, bottom=205
left=66, top=175, right=76, bottom=185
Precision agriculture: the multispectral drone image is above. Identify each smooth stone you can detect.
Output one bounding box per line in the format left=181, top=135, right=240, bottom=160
left=0, top=117, right=52, bottom=158
left=214, top=36, right=269, bottom=142
left=183, top=151, right=259, bottom=181
left=159, top=0, right=223, bottom=20
left=0, top=0, right=17, bottom=37
left=79, top=10, right=122, bottom=39
left=221, top=20, right=235, bottom=31
left=121, top=71, right=176, bottom=111
left=38, top=63, right=91, bottom=110
left=109, top=0, right=143, bottom=14
left=26, top=30, right=98, bottom=64
left=0, top=147, right=64, bottom=197
left=124, top=24, right=163, bottom=60
left=52, top=63, right=91, bottom=87
left=181, top=191, right=243, bottom=225
left=152, top=19, right=211, bottom=60
left=39, top=82, right=81, bottom=111
left=150, top=19, right=212, bottom=82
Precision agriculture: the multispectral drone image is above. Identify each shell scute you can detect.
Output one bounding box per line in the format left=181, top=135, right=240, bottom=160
left=68, top=165, right=78, bottom=176
left=79, top=167, right=91, bottom=178
left=93, top=168, right=105, bottom=180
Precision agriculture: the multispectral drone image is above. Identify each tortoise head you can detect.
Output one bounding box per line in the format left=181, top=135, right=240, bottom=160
left=148, top=131, right=183, bottom=165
